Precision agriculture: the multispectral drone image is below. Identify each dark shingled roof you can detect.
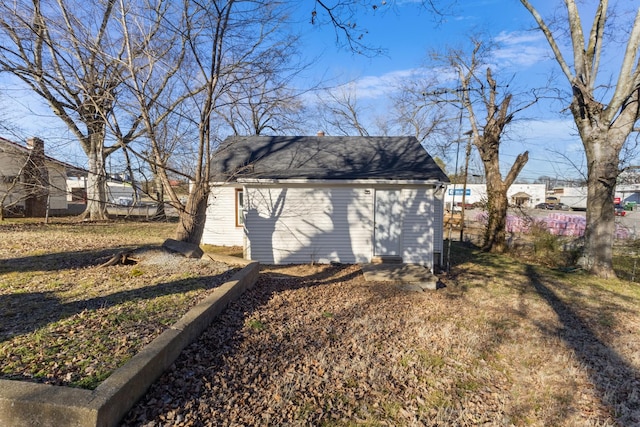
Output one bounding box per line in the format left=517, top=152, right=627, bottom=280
left=210, top=135, right=449, bottom=183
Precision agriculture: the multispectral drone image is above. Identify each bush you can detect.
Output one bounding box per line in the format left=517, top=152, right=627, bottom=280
left=529, top=222, right=582, bottom=268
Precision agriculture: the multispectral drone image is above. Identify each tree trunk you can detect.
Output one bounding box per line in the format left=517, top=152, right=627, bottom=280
left=581, top=132, right=622, bottom=278
left=82, top=146, right=109, bottom=221
left=174, top=184, right=209, bottom=244
left=153, top=173, right=166, bottom=220
left=477, top=141, right=528, bottom=253
left=482, top=160, right=509, bottom=253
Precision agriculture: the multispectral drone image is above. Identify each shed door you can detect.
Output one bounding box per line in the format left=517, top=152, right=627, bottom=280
left=374, top=189, right=402, bottom=256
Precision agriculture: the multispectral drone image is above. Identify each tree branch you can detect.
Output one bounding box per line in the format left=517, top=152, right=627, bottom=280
left=519, top=0, right=574, bottom=82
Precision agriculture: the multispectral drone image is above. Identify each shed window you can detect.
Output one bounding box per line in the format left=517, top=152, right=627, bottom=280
left=235, top=188, right=244, bottom=227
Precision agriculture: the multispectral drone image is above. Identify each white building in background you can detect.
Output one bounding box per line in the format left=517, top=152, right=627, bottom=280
left=616, top=184, right=640, bottom=207
left=66, top=176, right=139, bottom=204
left=443, top=183, right=547, bottom=210
left=552, top=187, right=587, bottom=210
left=551, top=185, right=640, bottom=210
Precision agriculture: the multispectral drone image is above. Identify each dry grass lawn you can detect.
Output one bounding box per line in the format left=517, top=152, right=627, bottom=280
left=1, top=219, right=640, bottom=426
left=0, top=219, right=236, bottom=389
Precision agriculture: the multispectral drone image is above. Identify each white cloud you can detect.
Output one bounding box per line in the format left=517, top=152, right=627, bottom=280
left=334, top=30, right=550, bottom=101
left=329, top=66, right=457, bottom=100
left=492, top=30, right=550, bottom=68
left=350, top=69, right=417, bottom=98
left=495, top=30, right=543, bottom=45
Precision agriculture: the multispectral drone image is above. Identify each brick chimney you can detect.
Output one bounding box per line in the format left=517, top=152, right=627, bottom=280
left=26, top=137, right=44, bottom=156
left=317, top=131, right=325, bottom=137
left=24, top=137, right=49, bottom=217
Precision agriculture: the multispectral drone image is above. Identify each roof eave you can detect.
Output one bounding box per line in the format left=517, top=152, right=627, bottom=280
left=234, top=178, right=448, bottom=185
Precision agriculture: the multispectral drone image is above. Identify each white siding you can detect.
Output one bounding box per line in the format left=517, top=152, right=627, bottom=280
left=401, top=187, right=435, bottom=267
left=245, top=185, right=374, bottom=264
left=0, top=148, right=25, bottom=208
left=203, top=182, right=444, bottom=266
left=201, top=185, right=244, bottom=247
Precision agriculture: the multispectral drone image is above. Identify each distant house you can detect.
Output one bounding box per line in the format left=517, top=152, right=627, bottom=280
left=202, top=135, right=449, bottom=268
left=0, top=137, right=71, bottom=217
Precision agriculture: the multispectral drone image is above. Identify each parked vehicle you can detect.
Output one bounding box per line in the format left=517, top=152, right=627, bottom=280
left=614, top=204, right=627, bottom=216
left=560, top=187, right=588, bottom=210
left=113, top=196, right=134, bottom=206
left=535, top=203, right=551, bottom=210
left=545, top=196, right=559, bottom=208
left=554, top=203, right=571, bottom=211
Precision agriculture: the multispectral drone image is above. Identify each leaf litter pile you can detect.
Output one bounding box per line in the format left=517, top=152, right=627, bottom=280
left=0, top=221, right=236, bottom=390
left=123, top=253, right=640, bottom=426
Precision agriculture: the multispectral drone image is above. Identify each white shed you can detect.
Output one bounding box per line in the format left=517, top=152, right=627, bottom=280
left=202, top=135, right=449, bottom=268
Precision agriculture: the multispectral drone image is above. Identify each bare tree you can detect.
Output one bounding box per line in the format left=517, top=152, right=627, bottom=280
left=310, top=0, right=452, bottom=55
left=314, top=84, right=373, bottom=136
left=520, top=0, right=640, bottom=278
left=121, top=0, right=304, bottom=243
left=0, top=0, right=144, bottom=220
left=175, top=0, right=258, bottom=242
left=435, top=39, right=535, bottom=253
left=0, top=91, right=25, bottom=140
left=216, top=36, right=309, bottom=136
left=221, top=81, right=306, bottom=136
left=389, top=76, right=456, bottom=159
left=114, top=0, right=194, bottom=220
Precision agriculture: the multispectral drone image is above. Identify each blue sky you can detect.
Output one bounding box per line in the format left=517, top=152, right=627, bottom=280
left=294, top=0, right=595, bottom=182
left=3, top=0, right=628, bottom=182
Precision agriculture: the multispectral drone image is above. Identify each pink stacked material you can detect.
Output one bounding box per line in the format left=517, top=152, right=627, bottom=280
left=470, top=211, right=632, bottom=240
left=539, top=213, right=586, bottom=237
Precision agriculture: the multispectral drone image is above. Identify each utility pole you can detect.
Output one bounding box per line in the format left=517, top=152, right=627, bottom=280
left=460, top=130, right=473, bottom=241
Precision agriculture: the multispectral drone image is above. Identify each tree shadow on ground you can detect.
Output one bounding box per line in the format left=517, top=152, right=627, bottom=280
left=443, top=240, right=528, bottom=298
left=0, top=267, right=238, bottom=344
left=525, top=264, right=640, bottom=425
left=0, top=246, right=158, bottom=273
left=444, top=240, right=518, bottom=272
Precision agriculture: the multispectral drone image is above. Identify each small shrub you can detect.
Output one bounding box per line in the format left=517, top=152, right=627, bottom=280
left=531, top=223, right=559, bottom=255
left=527, top=222, right=582, bottom=269
left=247, top=319, right=265, bottom=331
